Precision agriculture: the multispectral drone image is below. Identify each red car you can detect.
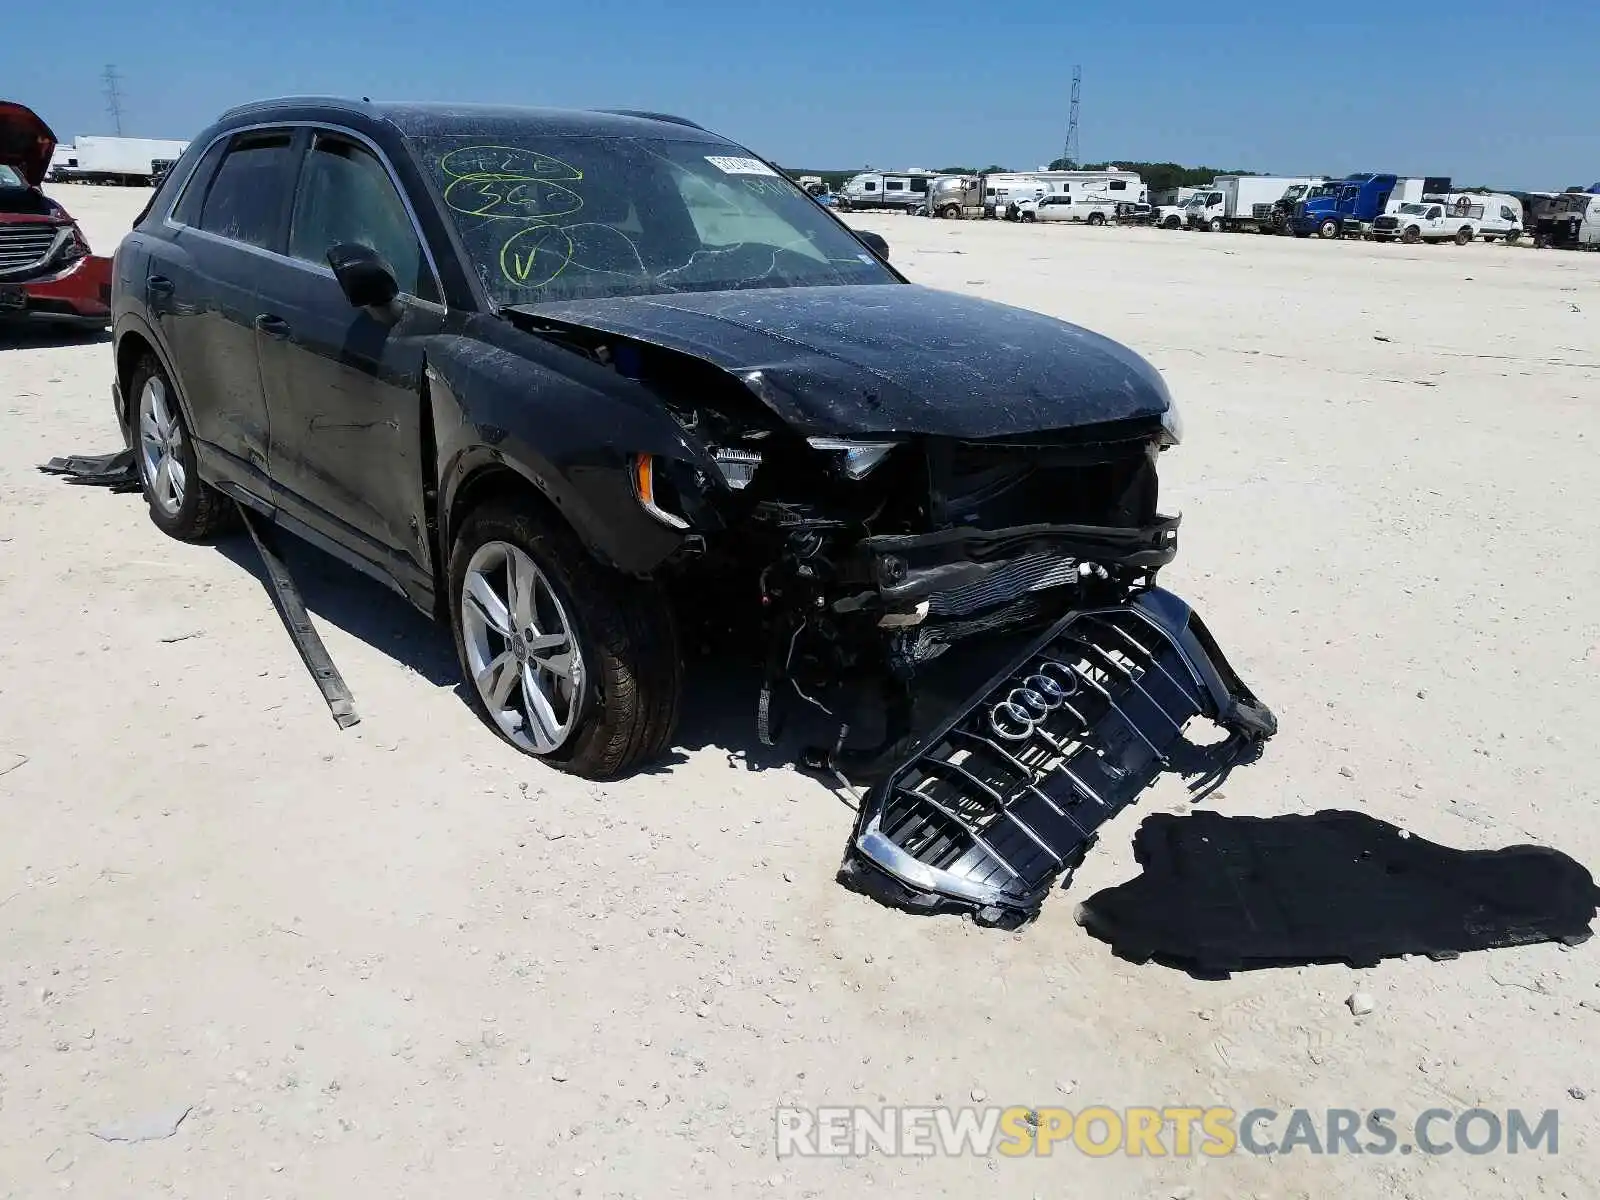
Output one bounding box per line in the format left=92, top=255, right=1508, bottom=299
left=1, top=101, right=112, bottom=329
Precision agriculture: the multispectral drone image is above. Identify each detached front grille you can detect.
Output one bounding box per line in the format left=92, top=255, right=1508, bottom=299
left=0, top=225, right=61, bottom=274
left=845, top=588, right=1277, bottom=924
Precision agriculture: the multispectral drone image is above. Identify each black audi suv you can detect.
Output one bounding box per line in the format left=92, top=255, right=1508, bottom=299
left=110, top=97, right=1273, bottom=922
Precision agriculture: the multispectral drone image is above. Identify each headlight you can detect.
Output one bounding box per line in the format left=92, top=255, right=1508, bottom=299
left=1159, top=400, right=1183, bottom=447
left=55, top=226, right=89, bottom=265
left=806, top=436, right=900, bottom=479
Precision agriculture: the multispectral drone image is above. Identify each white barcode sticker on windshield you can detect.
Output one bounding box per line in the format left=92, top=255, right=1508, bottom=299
left=705, top=156, right=779, bottom=177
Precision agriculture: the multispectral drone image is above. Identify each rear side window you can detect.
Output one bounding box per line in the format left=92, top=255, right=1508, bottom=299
left=197, top=132, right=295, bottom=249
left=288, top=133, right=435, bottom=301
left=170, top=138, right=230, bottom=226
left=1109, top=180, right=1127, bottom=191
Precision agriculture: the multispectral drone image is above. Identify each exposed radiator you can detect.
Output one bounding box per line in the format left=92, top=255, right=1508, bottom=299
left=926, top=552, right=1079, bottom=618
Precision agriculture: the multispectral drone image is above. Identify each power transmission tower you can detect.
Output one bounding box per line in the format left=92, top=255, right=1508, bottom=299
left=103, top=65, right=125, bottom=135
left=1063, top=65, right=1081, bottom=168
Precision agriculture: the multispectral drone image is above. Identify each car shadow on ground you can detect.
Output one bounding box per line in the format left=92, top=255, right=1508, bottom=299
left=211, top=529, right=461, bottom=688
left=0, top=324, right=110, bottom=351
left=201, top=520, right=1023, bottom=785
left=205, top=525, right=834, bottom=776
left=1075, top=809, right=1600, bottom=978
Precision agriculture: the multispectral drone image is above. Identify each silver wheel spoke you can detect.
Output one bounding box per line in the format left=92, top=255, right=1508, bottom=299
left=466, top=573, right=513, bottom=638
left=477, top=650, right=519, bottom=709
left=532, top=650, right=573, bottom=679
left=521, top=662, right=563, bottom=745
left=167, top=458, right=187, bottom=506
left=508, top=552, right=537, bottom=632
left=149, top=380, right=170, bottom=432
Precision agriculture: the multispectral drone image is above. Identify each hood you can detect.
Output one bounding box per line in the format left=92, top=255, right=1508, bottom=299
left=513, top=284, right=1172, bottom=439
left=0, top=101, right=57, bottom=187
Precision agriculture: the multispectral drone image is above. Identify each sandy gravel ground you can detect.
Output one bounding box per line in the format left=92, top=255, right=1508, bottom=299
left=1, top=186, right=1597, bottom=1198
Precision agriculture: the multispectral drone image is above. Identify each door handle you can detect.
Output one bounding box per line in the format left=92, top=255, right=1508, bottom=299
left=147, top=275, right=174, bottom=297
left=254, top=314, right=291, bottom=340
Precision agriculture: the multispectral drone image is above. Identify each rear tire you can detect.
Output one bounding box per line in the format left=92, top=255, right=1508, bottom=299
left=449, top=501, right=681, bottom=779
left=1088, top=212, right=1106, bottom=227
left=1502, top=230, right=1519, bottom=245
left=130, top=354, right=234, bottom=541
left=1454, top=226, right=1473, bottom=245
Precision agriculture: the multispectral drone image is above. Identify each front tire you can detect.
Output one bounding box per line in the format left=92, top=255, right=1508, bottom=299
left=131, top=354, right=233, bottom=541
left=1402, top=225, right=1421, bottom=244
left=449, top=502, right=681, bottom=779
left=1318, top=219, right=1340, bottom=239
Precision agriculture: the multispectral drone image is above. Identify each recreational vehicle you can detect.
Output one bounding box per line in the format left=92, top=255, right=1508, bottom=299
left=1539, top=191, right=1600, bottom=249
left=838, top=170, right=936, bottom=212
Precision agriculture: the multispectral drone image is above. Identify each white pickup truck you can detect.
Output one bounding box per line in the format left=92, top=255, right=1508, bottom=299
left=1368, top=201, right=1478, bottom=244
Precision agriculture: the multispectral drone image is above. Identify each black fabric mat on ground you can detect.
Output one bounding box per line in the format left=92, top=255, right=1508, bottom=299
left=1076, top=809, right=1600, bottom=976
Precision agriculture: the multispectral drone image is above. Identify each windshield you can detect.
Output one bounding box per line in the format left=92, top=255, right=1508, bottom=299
left=1181, top=195, right=1206, bottom=207
left=0, top=164, right=28, bottom=188
left=1307, top=184, right=1337, bottom=200
left=408, top=134, right=896, bottom=305
left=1398, top=203, right=1427, bottom=215
left=1282, top=185, right=1307, bottom=201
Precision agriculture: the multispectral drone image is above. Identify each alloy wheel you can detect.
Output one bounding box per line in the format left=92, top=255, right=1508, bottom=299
left=138, top=376, right=186, bottom=516
left=461, top=540, right=586, bottom=754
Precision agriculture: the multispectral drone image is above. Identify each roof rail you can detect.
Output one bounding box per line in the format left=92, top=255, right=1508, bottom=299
left=216, top=95, right=363, bottom=120
left=593, top=108, right=705, bottom=131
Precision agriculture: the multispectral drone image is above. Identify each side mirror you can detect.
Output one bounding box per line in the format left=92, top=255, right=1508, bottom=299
left=853, top=229, right=890, bottom=261
left=327, top=242, right=400, bottom=314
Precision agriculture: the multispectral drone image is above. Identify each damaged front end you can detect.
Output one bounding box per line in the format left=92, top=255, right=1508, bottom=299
left=506, top=299, right=1275, bottom=924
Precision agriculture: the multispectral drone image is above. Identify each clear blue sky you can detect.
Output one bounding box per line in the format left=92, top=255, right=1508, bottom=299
left=5, top=0, right=1596, bottom=191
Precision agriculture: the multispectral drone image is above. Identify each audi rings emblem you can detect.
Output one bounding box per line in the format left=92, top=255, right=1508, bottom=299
left=1035, top=658, right=1083, bottom=695
left=988, top=683, right=1058, bottom=741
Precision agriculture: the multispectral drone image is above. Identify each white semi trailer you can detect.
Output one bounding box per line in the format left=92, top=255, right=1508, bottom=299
left=55, top=136, right=191, bottom=185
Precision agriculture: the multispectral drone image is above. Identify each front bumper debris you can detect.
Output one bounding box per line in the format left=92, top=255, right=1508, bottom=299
left=838, top=587, right=1276, bottom=927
